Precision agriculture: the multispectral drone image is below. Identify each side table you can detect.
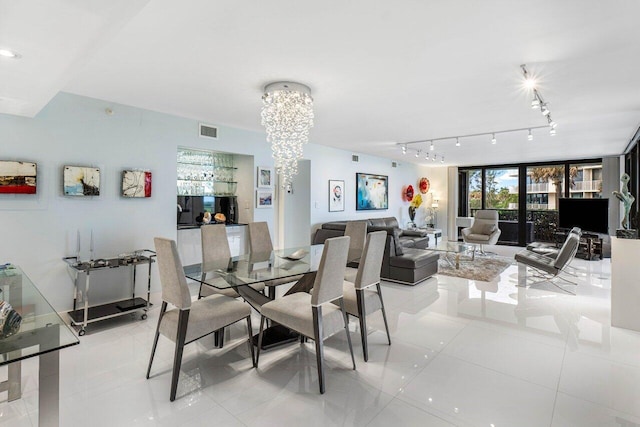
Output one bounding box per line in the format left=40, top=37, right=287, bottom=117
left=419, top=228, right=442, bottom=245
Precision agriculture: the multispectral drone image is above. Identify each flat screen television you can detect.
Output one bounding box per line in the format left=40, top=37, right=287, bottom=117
left=558, top=198, right=609, bottom=234
left=356, top=172, right=388, bottom=210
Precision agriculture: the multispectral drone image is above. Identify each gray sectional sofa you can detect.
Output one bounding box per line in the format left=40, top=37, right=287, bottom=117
left=312, top=217, right=439, bottom=285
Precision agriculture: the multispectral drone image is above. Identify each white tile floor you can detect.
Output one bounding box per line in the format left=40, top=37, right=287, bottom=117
left=2, top=246, right=640, bottom=426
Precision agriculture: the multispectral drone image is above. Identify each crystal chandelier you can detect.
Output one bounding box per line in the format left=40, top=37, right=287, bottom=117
left=261, top=82, right=314, bottom=186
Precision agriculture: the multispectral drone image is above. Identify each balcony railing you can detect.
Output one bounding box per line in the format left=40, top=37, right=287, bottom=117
left=571, top=180, right=602, bottom=192
left=526, top=203, right=549, bottom=210
left=526, top=183, right=551, bottom=193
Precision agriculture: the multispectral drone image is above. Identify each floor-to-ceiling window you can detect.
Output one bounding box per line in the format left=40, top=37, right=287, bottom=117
left=526, top=165, right=565, bottom=243
left=484, top=168, right=519, bottom=244
left=460, top=158, right=602, bottom=246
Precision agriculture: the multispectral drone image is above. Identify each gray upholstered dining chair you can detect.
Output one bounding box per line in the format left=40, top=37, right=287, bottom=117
left=200, top=224, right=265, bottom=299
left=248, top=221, right=303, bottom=298
left=461, top=210, right=501, bottom=254
left=200, top=224, right=264, bottom=347
left=344, top=220, right=368, bottom=265
left=255, top=235, right=356, bottom=394
left=147, top=237, right=255, bottom=401
left=339, top=230, right=390, bottom=362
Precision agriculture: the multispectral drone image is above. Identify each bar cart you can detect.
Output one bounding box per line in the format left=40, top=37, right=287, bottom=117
left=63, top=250, right=155, bottom=336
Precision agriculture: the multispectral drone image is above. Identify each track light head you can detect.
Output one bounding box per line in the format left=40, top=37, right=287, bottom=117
left=550, top=128, right=556, bottom=136
left=415, top=149, right=421, bottom=158
left=528, top=129, right=533, bottom=141
left=455, top=138, right=460, bottom=147
left=425, top=152, right=429, bottom=160
left=402, top=145, right=406, bottom=155
left=441, top=156, right=444, bottom=163
left=430, top=141, right=434, bottom=151
left=541, top=104, right=550, bottom=116
left=491, top=134, right=497, bottom=144
left=531, top=98, right=540, bottom=109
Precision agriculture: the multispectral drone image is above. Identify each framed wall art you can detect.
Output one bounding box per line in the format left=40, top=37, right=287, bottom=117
left=121, top=170, right=152, bottom=198
left=328, top=179, right=344, bottom=212
left=63, top=166, right=100, bottom=196
left=256, top=189, right=273, bottom=208
left=257, top=166, right=273, bottom=188
left=0, top=161, right=37, bottom=194
left=356, top=172, right=388, bottom=210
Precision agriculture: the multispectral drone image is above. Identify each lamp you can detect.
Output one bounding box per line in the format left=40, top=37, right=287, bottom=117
left=521, top=64, right=558, bottom=134
left=261, top=81, right=314, bottom=186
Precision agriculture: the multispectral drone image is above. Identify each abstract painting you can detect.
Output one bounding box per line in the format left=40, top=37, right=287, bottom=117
left=121, top=170, right=152, bottom=198
left=356, top=172, right=388, bottom=210
left=63, top=166, right=100, bottom=196
left=329, top=179, right=344, bottom=212
left=0, top=161, right=37, bottom=194
left=257, top=166, right=273, bottom=188
left=256, top=189, right=273, bottom=208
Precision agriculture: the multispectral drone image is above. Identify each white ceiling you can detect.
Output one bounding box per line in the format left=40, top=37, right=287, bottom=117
left=2, top=0, right=640, bottom=167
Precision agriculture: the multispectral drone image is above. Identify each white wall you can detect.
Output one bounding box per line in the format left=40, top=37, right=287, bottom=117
left=0, top=92, right=449, bottom=311
left=304, top=143, right=448, bottom=239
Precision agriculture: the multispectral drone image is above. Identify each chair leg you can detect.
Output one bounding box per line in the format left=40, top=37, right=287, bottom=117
left=256, top=315, right=266, bottom=367
left=217, top=328, right=225, bottom=348
left=170, top=309, right=189, bottom=402
left=355, top=290, right=368, bottom=362
left=312, top=306, right=326, bottom=394
left=146, top=301, right=167, bottom=379
left=376, top=283, right=391, bottom=346
left=246, top=316, right=256, bottom=368
left=340, top=299, right=356, bottom=369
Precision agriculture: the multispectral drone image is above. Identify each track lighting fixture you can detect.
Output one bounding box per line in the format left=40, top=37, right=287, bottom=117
left=432, top=155, right=436, bottom=162
left=541, top=104, right=550, bottom=116
left=425, top=152, right=430, bottom=160
left=550, top=128, right=556, bottom=136
left=402, top=145, right=407, bottom=155
left=430, top=141, right=434, bottom=151
left=415, top=149, right=421, bottom=158
left=441, top=156, right=444, bottom=163
left=455, top=138, right=460, bottom=147
left=491, top=134, right=497, bottom=144
left=528, top=129, right=533, bottom=141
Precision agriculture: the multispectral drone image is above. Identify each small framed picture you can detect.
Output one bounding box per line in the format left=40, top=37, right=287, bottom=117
left=121, top=170, right=152, bottom=198
left=257, top=166, right=273, bottom=188
left=256, top=189, right=273, bottom=208
left=63, top=165, right=100, bottom=196
left=329, top=180, right=345, bottom=212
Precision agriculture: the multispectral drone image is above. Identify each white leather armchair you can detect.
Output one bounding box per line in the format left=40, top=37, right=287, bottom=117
left=461, top=210, right=501, bottom=254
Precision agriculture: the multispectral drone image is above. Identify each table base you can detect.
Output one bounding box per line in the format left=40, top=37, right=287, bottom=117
left=251, top=325, right=300, bottom=350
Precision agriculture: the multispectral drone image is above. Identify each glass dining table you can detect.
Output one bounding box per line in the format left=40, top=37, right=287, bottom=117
left=0, top=265, right=79, bottom=427
left=184, top=244, right=325, bottom=349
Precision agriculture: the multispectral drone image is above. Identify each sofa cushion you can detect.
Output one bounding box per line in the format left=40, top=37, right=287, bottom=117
left=389, top=248, right=439, bottom=269
left=392, top=228, right=404, bottom=255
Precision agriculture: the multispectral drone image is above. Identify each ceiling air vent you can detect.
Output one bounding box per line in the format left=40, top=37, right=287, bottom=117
left=392, top=161, right=398, bottom=168
left=352, top=154, right=359, bottom=163
left=199, top=123, right=218, bottom=139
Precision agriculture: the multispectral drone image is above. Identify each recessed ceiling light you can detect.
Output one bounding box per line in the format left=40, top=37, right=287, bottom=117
left=0, top=48, right=21, bottom=59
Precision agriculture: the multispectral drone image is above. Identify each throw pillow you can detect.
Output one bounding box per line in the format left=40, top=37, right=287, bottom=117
left=480, top=223, right=497, bottom=235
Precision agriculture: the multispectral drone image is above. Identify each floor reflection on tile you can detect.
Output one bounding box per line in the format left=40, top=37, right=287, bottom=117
left=3, top=246, right=639, bottom=426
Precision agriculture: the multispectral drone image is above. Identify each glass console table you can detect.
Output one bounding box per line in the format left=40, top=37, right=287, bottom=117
left=0, top=265, right=79, bottom=427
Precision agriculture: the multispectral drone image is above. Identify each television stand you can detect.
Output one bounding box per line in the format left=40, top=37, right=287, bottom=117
left=554, top=230, right=602, bottom=261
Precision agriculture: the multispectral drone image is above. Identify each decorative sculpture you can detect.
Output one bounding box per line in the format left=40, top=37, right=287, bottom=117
left=613, top=173, right=637, bottom=238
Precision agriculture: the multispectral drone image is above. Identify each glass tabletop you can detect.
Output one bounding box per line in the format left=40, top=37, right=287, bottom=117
left=184, top=244, right=325, bottom=289
left=430, top=241, right=475, bottom=253
left=0, top=265, right=79, bottom=366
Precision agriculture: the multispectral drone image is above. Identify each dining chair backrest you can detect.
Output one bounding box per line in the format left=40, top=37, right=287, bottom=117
left=154, top=237, right=191, bottom=310
left=201, top=224, right=231, bottom=271
left=311, top=236, right=350, bottom=307
left=345, top=220, right=368, bottom=262
left=248, top=222, right=273, bottom=254
left=354, top=231, right=386, bottom=290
